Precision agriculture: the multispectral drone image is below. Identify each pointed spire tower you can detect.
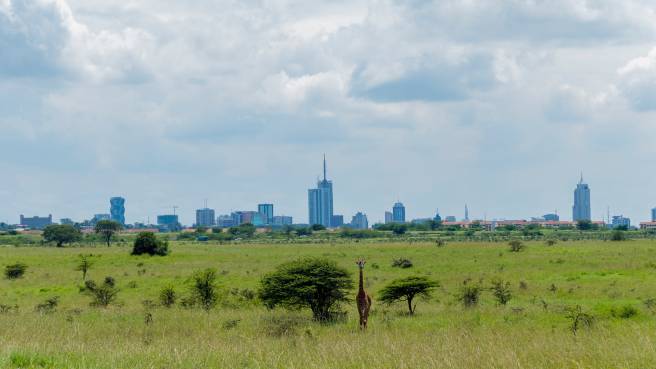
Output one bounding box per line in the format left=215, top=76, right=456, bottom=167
left=323, top=154, right=327, bottom=182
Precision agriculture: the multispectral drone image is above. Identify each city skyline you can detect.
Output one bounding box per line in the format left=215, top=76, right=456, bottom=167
left=5, top=173, right=655, bottom=227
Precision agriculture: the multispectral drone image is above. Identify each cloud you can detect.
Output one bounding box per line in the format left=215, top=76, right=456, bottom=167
left=617, top=47, right=656, bottom=111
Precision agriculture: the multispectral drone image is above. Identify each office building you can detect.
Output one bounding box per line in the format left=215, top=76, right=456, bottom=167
left=258, top=204, right=274, bottom=224
left=272, top=216, right=293, bottom=226
left=20, top=214, right=52, bottom=229
left=157, top=215, right=181, bottom=232
left=652, top=207, right=656, bottom=222
left=611, top=215, right=630, bottom=228
left=110, top=197, right=126, bottom=225
left=384, top=211, right=393, bottom=224
left=60, top=218, right=74, bottom=226
left=217, top=215, right=235, bottom=228
left=308, top=156, right=334, bottom=227
left=572, top=175, right=591, bottom=221
left=392, top=202, right=405, bottom=223
left=92, top=214, right=110, bottom=224
left=331, top=215, right=344, bottom=227
left=464, top=204, right=469, bottom=221
left=350, top=212, right=368, bottom=230
left=196, top=208, right=215, bottom=227
left=543, top=213, right=560, bottom=221
left=433, top=209, right=442, bottom=223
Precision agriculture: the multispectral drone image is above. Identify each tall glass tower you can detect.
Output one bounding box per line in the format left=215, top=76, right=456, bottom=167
left=308, top=156, right=334, bottom=227
left=110, top=197, right=126, bottom=225
left=572, top=175, right=591, bottom=221
left=392, top=202, right=405, bottom=223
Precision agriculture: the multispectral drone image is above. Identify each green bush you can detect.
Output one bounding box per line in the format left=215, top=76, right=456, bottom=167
left=610, top=230, right=627, bottom=242
left=132, top=232, right=169, bottom=256
left=508, top=240, right=525, bottom=252
left=490, top=279, right=512, bottom=305
left=4, top=263, right=27, bottom=279
left=189, top=269, right=219, bottom=311
left=259, top=258, right=352, bottom=321
left=159, top=286, right=177, bottom=308
left=85, top=277, right=119, bottom=307
left=459, top=283, right=481, bottom=307
left=391, top=258, right=413, bottom=268
left=611, top=305, right=638, bottom=319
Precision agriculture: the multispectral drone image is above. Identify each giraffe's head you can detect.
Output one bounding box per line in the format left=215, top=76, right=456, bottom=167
left=356, top=258, right=366, bottom=269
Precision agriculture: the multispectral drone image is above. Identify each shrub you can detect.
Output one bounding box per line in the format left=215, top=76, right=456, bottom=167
left=190, top=269, right=219, bottom=311
left=43, top=224, right=82, bottom=247
left=490, top=279, right=512, bottom=305
left=35, top=296, right=59, bottom=314
left=391, top=223, right=408, bottom=235
left=508, top=240, right=525, bottom=252
left=611, top=305, right=638, bottom=319
left=610, top=230, right=627, bottom=242
left=310, top=224, right=326, bottom=231
left=435, top=239, right=447, bottom=247
left=4, top=263, right=27, bottom=279
left=261, top=314, right=307, bottom=337
left=259, top=258, right=353, bottom=321
left=132, top=232, right=169, bottom=256
left=159, top=286, right=177, bottom=308
left=391, top=258, right=413, bottom=268
left=545, top=239, right=557, bottom=246
left=459, top=283, right=481, bottom=308
left=565, top=305, right=594, bottom=334
left=86, top=277, right=119, bottom=307
left=379, top=276, right=438, bottom=314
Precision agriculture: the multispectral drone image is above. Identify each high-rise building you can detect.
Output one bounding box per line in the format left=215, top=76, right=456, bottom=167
left=392, top=202, right=405, bottom=223
left=110, top=197, right=126, bottom=225
left=157, top=214, right=181, bottom=232
left=196, top=208, right=215, bottom=227
left=572, top=175, right=591, bottom=221
left=20, top=214, right=52, bottom=229
left=258, top=204, right=274, bottom=224
left=652, top=207, right=656, bottom=222
left=331, top=215, right=344, bottom=227
left=464, top=204, right=469, bottom=221
left=350, top=212, right=368, bottom=230
left=384, top=211, right=393, bottom=224
left=433, top=209, right=442, bottom=223
left=308, top=156, right=334, bottom=228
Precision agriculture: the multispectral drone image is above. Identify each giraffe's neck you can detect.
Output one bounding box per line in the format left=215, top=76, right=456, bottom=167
left=358, top=268, right=364, bottom=292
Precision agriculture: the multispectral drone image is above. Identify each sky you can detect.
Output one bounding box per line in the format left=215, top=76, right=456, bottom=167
left=1, top=0, right=656, bottom=225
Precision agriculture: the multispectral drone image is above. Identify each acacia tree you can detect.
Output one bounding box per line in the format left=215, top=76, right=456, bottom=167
left=379, top=276, right=438, bottom=314
left=75, top=254, right=94, bottom=280
left=94, top=220, right=122, bottom=247
left=43, top=224, right=82, bottom=247
left=259, top=258, right=353, bottom=321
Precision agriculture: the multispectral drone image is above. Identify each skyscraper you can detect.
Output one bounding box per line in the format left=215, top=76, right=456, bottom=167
left=392, top=202, right=405, bottom=223
left=464, top=204, right=469, bottom=221
left=196, top=208, right=215, bottom=227
left=110, top=197, right=125, bottom=225
left=258, top=204, right=274, bottom=224
left=572, top=174, right=591, bottom=221
left=308, top=156, right=334, bottom=228
left=652, top=207, right=656, bottom=222
left=384, top=211, right=393, bottom=224
left=350, top=212, right=368, bottom=229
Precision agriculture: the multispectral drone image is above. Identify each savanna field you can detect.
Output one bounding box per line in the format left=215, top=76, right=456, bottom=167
left=2, top=239, right=656, bottom=369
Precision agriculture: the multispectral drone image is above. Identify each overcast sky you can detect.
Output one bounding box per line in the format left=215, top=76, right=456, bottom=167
left=2, top=0, right=656, bottom=225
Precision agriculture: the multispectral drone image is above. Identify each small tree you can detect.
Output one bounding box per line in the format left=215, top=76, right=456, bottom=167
left=259, top=258, right=353, bottom=321
left=490, top=279, right=512, bottom=305
left=379, top=276, right=438, bottom=314
left=75, top=254, right=93, bottom=280
left=459, top=283, right=481, bottom=308
left=43, top=224, right=82, bottom=247
left=94, top=220, right=122, bottom=247
left=5, top=263, right=27, bottom=279
left=132, top=232, right=169, bottom=256
left=190, top=269, right=218, bottom=311
left=565, top=305, right=594, bottom=335
left=391, top=223, right=408, bottom=235
left=611, top=230, right=626, bottom=242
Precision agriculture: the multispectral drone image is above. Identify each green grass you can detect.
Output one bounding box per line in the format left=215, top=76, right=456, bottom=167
left=2, top=240, right=656, bottom=368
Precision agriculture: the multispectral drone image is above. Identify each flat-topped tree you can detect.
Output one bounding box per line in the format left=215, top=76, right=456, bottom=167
left=94, top=220, right=122, bottom=247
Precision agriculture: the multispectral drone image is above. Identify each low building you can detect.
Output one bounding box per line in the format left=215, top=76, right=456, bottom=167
left=19, top=214, right=52, bottom=230
left=60, top=218, right=74, bottom=226
left=640, top=222, right=656, bottom=230
left=217, top=215, right=235, bottom=228
left=611, top=215, right=630, bottom=229
left=272, top=216, right=293, bottom=226
left=384, top=211, right=393, bottom=224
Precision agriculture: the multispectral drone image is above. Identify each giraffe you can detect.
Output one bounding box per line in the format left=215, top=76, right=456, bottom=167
left=356, top=258, right=372, bottom=329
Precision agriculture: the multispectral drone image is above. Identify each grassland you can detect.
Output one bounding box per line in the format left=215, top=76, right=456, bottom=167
left=2, top=239, right=656, bottom=368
